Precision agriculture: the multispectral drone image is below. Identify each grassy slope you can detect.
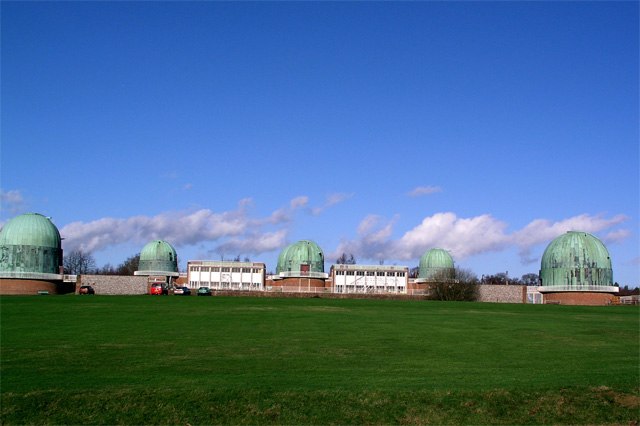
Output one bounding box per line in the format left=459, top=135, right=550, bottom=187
left=1, top=295, right=638, bottom=424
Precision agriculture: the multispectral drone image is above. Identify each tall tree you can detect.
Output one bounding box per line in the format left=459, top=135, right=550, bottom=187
left=116, top=253, right=140, bottom=275
left=521, top=273, right=539, bottom=286
left=63, top=250, right=96, bottom=275
left=336, top=253, right=356, bottom=264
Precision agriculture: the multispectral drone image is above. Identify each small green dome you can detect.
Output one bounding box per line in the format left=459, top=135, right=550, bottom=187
left=138, top=240, right=178, bottom=274
left=276, top=240, right=324, bottom=275
left=540, top=231, right=613, bottom=288
left=418, top=248, right=455, bottom=281
left=0, top=213, right=62, bottom=276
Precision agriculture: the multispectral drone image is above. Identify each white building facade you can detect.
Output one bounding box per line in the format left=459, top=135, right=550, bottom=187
left=331, top=264, right=409, bottom=294
left=187, top=260, right=266, bottom=291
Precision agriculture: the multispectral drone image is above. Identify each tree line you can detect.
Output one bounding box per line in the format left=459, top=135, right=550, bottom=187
left=63, top=250, right=140, bottom=276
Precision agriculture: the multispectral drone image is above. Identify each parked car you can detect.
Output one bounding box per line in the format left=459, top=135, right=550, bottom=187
left=197, top=287, right=212, bottom=296
left=150, top=283, right=163, bottom=295
left=79, top=285, right=95, bottom=295
left=174, top=286, right=191, bottom=296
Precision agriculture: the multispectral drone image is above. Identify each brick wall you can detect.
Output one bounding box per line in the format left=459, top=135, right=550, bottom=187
left=543, top=292, right=615, bottom=306
left=477, top=285, right=526, bottom=304
left=77, top=275, right=149, bottom=295
left=0, top=278, right=59, bottom=295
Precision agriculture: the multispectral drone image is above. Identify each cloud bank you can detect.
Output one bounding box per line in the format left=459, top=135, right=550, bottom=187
left=333, top=212, right=629, bottom=265
left=60, top=197, right=306, bottom=256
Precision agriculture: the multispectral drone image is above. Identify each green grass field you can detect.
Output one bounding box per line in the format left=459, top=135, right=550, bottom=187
left=1, top=295, right=638, bottom=425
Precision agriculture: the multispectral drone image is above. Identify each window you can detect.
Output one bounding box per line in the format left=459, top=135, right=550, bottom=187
left=222, top=267, right=230, bottom=272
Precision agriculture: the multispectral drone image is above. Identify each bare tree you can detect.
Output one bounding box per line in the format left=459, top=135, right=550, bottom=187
left=521, top=273, right=539, bottom=286
left=336, top=253, right=356, bottom=264
left=116, top=253, right=140, bottom=275
left=63, top=250, right=97, bottom=275
left=96, top=263, right=118, bottom=275
left=428, top=268, right=479, bottom=301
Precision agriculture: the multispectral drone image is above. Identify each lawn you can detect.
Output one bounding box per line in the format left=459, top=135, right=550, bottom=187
left=1, top=295, right=638, bottom=424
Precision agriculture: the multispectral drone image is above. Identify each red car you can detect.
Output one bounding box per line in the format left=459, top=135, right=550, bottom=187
left=149, top=283, right=165, bottom=295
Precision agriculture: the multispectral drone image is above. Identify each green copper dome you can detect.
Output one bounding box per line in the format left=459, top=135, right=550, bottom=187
left=418, top=248, right=455, bottom=281
left=137, top=240, right=178, bottom=275
left=0, top=213, right=63, bottom=276
left=539, top=231, right=613, bottom=289
left=276, top=240, right=325, bottom=275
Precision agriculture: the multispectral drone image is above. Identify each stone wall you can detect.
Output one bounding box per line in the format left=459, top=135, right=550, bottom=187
left=477, top=285, right=526, bottom=304
left=77, top=275, right=149, bottom=295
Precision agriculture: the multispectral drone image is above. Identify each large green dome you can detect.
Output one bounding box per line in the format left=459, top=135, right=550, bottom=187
left=0, top=213, right=63, bottom=277
left=137, top=240, right=179, bottom=275
left=276, top=240, right=325, bottom=275
left=418, top=248, right=455, bottom=281
left=539, top=231, right=613, bottom=289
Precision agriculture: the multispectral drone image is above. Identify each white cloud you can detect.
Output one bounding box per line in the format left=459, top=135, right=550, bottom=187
left=396, top=213, right=509, bottom=260
left=335, top=212, right=629, bottom=266
left=213, top=229, right=289, bottom=257
left=407, top=186, right=442, bottom=197
left=0, top=189, right=26, bottom=215
left=290, top=196, right=309, bottom=209
left=512, top=214, right=629, bottom=263
left=311, top=192, right=354, bottom=216
left=60, top=199, right=298, bottom=256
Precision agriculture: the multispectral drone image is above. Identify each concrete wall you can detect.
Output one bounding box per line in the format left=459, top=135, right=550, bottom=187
left=78, top=275, right=149, bottom=295
left=477, top=285, right=526, bottom=304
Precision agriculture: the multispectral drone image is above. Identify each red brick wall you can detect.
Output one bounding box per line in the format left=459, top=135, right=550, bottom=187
left=0, top=279, right=62, bottom=295
left=543, top=292, right=616, bottom=306
left=268, top=277, right=328, bottom=291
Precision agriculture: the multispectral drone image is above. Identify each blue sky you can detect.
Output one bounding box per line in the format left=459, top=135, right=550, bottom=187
left=2, top=1, right=638, bottom=284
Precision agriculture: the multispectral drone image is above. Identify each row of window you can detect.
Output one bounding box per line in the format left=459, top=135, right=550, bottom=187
left=335, top=285, right=406, bottom=293
left=190, top=266, right=262, bottom=273
left=189, top=281, right=262, bottom=289
left=335, top=271, right=406, bottom=277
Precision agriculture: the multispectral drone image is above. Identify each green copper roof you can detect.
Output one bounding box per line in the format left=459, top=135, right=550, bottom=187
left=138, top=240, right=178, bottom=273
left=0, top=213, right=61, bottom=248
left=539, top=231, right=613, bottom=288
left=276, top=240, right=325, bottom=274
left=418, top=248, right=455, bottom=281
left=0, top=213, right=63, bottom=276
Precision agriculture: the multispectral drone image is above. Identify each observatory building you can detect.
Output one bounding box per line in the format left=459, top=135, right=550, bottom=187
left=270, top=240, right=328, bottom=291
left=415, top=248, right=455, bottom=283
left=134, top=240, right=180, bottom=288
left=538, top=231, right=618, bottom=305
left=0, top=213, right=72, bottom=294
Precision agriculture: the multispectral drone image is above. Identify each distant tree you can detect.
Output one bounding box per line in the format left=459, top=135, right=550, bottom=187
left=428, top=268, right=478, bottom=301
left=521, top=273, right=539, bottom=286
left=116, top=253, right=140, bottom=275
left=63, top=250, right=97, bottom=275
left=409, top=266, right=420, bottom=279
left=484, top=272, right=509, bottom=285
left=336, top=253, right=356, bottom=264
left=95, top=263, right=118, bottom=275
